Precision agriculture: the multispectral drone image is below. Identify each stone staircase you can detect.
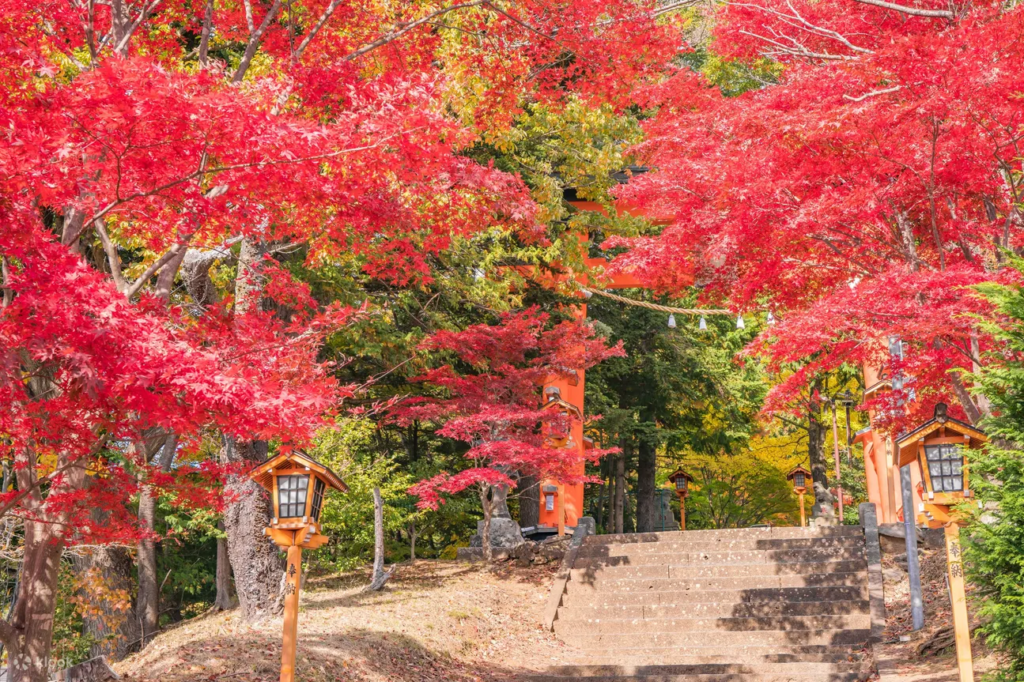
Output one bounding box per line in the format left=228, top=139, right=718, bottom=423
left=535, top=525, right=883, bottom=681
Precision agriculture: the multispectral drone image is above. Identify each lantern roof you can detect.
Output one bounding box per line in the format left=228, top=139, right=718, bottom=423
left=895, top=403, right=987, bottom=467
left=249, top=450, right=348, bottom=494
left=667, top=468, right=694, bottom=484
left=786, top=465, right=812, bottom=482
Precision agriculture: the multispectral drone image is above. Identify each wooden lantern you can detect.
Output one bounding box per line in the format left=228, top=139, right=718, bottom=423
left=668, top=468, right=694, bottom=531
left=250, top=451, right=347, bottom=682
left=787, top=465, right=812, bottom=527
left=895, top=402, right=986, bottom=528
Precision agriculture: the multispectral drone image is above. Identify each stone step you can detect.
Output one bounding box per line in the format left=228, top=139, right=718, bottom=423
left=554, top=614, right=872, bottom=637
left=584, top=526, right=863, bottom=547
left=560, top=585, right=869, bottom=608
left=570, top=559, right=866, bottom=579
left=566, top=628, right=873, bottom=650
left=556, top=599, right=871, bottom=621
left=555, top=647, right=870, bottom=666
left=565, top=572, right=867, bottom=594
left=539, top=662, right=871, bottom=677
left=577, top=536, right=863, bottom=558
left=524, top=667, right=868, bottom=679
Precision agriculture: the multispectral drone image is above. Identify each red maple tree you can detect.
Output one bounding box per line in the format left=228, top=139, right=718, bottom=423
left=608, top=0, right=1024, bottom=430
left=399, top=308, right=623, bottom=560
left=1, top=0, right=681, bottom=676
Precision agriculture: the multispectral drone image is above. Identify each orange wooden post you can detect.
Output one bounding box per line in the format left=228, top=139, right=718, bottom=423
left=944, top=523, right=974, bottom=682
left=281, top=541, right=303, bottom=682
left=799, top=493, right=806, bottom=528
left=679, top=494, right=687, bottom=531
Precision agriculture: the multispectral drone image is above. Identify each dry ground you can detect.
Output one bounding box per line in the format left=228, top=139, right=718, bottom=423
left=116, top=560, right=578, bottom=682
left=875, top=546, right=1003, bottom=682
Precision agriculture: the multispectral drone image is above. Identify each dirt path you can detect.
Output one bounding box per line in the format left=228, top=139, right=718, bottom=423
left=116, top=561, right=581, bottom=682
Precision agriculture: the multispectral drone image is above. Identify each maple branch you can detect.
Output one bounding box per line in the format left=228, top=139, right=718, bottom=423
left=198, top=0, right=214, bottom=67
left=242, top=0, right=255, bottom=33
left=849, top=0, right=954, bottom=18
left=232, top=0, right=283, bottom=83
left=86, top=131, right=420, bottom=227
left=113, top=0, right=162, bottom=56
left=1, top=255, right=12, bottom=308
left=843, top=85, right=901, bottom=101
left=293, top=0, right=344, bottom=61
left=340, top=1, right=488, bottom=63
left=739, top=29, right=856, bottom=60
left=732, top=1, right=873, bottom=56
left=124, top=241, right=188, bottom=299
left=93, top=218, right=128, bottom=293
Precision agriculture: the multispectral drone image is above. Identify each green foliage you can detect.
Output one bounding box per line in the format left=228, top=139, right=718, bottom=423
left=685, top=451, right=799, bottom=529
left=840, top=449, right=868, bottom=526
left=962, top=267, right=1024, bottom=681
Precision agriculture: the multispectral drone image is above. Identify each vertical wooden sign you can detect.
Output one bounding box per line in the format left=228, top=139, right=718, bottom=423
left=281, top=543, right=303, bottom=682
left=944, top=523, right=974, bottom=682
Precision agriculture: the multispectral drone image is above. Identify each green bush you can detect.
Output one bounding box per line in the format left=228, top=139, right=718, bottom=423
left=965, top=272, right=1024, bottom=681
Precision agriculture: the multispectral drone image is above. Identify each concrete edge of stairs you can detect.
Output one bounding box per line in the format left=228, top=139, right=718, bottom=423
left=543, top=516, right=597, bottom=631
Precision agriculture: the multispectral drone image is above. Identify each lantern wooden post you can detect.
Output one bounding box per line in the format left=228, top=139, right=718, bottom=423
left=798, top=491, right=806, bottom=528
left=944, top=523, right=974, bottom=682
left=249, top=451, right=347, bottom=682
left=281, top=542, right=303, bottom=682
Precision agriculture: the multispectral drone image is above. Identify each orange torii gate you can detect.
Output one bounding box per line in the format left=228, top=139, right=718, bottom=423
left=531, top=195, right=698, bottom=535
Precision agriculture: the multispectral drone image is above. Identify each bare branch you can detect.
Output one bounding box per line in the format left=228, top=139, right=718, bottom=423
left=232, top=0, right=283, bottom=83
left=341, top=1, right=487, bottom=63
left=850, top=0, right=953, bottom=18
left=93, top=218, right=128, bottom=293
left=293, top=0, right=344, bottom=61
left=843, top=85, right=901, bottom=101
left=114, top=0, right=162, bottom=56
left=198, top=0, right=214, bottom=67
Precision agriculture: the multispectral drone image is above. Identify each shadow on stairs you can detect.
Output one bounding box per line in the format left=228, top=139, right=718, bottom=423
left=529, top=525, right=882, bottom=681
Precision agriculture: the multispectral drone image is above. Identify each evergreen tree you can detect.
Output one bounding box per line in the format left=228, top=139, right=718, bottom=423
left=965, top=269, right=1024, bottom=681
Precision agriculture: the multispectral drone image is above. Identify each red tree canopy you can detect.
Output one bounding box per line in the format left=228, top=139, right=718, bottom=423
left=398, top=308, right=624, bottom=509
left=608, top=0, right=1024, bottom=428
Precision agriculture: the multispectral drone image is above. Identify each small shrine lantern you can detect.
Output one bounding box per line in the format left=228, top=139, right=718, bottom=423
left=249, top=451, right=347, bottom=682
left=668, top=468, right=694, bottom=498
left=787, top=465, right=811, bottom=494
left=250, top=450, right=348, bottom=547
left=787, top=465, right=812, bottom=527
left=895, top=403, right=986, bottom=528
left=668, top=468, right=695, bottom=531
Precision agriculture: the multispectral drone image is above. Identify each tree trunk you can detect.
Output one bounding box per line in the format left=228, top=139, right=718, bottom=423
left=221, top=436, right=283, bottom=621
left=408, top=521, right=416, bottom=562
left=614, top=443, right=626, bottom=535
left=517, top=473, right=539, bottom=530
left=136, top=433, right=177, bottom=647
left=807, top=408, right=831, bottom=518
left=214, top=521, right=234, bottom=611
left=8, top=521, right=68, bottom=682
left=594, top=459, right=607, bottom=532
left=635, top=436, right=656, bottom=533
left=366, top=487, right=394, bottom=591
left=72, top=547, right=141, bottom=661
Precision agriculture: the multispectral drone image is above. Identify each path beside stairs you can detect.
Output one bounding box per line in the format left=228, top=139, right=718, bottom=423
left=534, top=525, right=883, bottom=681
